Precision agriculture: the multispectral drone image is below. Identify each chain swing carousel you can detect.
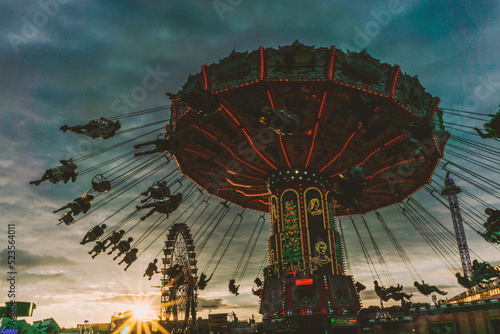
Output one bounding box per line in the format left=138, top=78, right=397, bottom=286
left=30, top=41, right=500, bottom=332
left=168, top=41, right=449, bottom=331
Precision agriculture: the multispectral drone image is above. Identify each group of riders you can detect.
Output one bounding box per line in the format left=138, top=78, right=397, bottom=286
left=455, top=259, right=500, bottom=289
left=29, top=116, right=183, bottom=224
left=481, top=208, right=500, bottom=244
left=371, top=279, right=448, bottom=303
left=82, top=225, right=137, bottom=269
left=135, top=181, right=183, bottom=221
left=28, top=101, right=500, bottom=298
left=67, top=180, right=183, bottom=271
left=28, top=115, right=184, bottom=271
left=150, top=262, right=213, bottom=292
left=474, top=107, right=500, bottom=141
left=150, top=261, right=239, bottom=296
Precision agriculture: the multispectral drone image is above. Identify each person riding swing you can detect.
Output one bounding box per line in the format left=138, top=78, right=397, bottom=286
left=414, top=281, right=447, bottom=296
left=102, top=230, right=125, bottom=251
left=60, top=117, right=121, bottom=140
left=260, top=106, right=300, bottom=135
left=481, top=209, right=500, bottom=243
left=167, top=88, right=221, bottom=117
left=88, top=241, right=106, bottom=259
left=134, top=132, right=179, bottom=157
left=197, top=272, right=213, bottom=290
left=483, top=208, right=500, bottom=233
left=472, top=259, right=500, bottom=282
left=331, top=166, right=367, bottom=209
left=252, top=277, right=263, bottom=297
left=118, top=248, right=138, bottom=271
left=135, top=193, right=183, bottom=221
left=30, top=159, right=78, bottom=186
left=455, top=272, right=474, bottom=289
left=374, top=280, right=392, bottom=302
left=390, top=291, right=413, bottom=301
left=144, top=259, right=160, bottom=280
left=81, top=223, right=107, bottom=245
left=140, top=181, right=170, bottom=203
left=166, top=264, right=185, bottom=288
left=228, top=279, right=240, bottom=296
left=54, top=193, right=95, bottom=224
left=108, top=237, right=134, bottom=261
left=474, top=108, right=500, bottom=140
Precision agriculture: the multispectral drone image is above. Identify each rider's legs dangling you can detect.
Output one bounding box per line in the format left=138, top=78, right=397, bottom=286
left=134, top=140, right=156, bottom=149
left=53, top=203, right=71, bottom=214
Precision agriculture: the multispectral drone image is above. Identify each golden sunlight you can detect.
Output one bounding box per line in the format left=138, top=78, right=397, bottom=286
left=130, top=305, right=152, bottom=320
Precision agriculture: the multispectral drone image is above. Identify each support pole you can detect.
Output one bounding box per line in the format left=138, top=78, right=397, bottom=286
left=441, top=172, right=472, bottom=279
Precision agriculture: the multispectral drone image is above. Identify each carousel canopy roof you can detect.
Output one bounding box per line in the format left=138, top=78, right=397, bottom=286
left=170, top=41, right=449, bottom=215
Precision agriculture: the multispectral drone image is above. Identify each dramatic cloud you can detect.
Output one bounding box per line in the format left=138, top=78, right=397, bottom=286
left=0, top=248, right=72, bottom=268
left=1, top=0, right=499, bottom=328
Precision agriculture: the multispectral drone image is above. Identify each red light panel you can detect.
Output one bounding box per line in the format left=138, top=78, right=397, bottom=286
left=259, top=46, right=265, bottom=80
left=202, top=64, right=209, bottom=91
left=280, top=135, right=291, bottom=168
left=391, top=66, right=400, bottom=97
left=295, top=279, right=313, bottom=286
left=328, top=46, right=336, bottom=80
left=320, top=128, right=359, bottom=172
left=267, top=90, right=275, bottom=109
left=241, top=128, right=277, bottom=170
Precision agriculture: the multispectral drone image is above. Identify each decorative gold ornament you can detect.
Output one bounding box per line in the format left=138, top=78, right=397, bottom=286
left=307, top=198, right=323, bottom=216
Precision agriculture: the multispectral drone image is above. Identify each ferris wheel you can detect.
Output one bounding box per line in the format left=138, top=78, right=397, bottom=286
left=160, top=223, right=198, bottom=327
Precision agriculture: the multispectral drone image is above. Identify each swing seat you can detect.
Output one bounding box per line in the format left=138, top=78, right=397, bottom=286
left=92, top=174, right=112, bottom=193
left=481, top=231, right=500, bottom=244
left=118, top=243, right=130, bottom=253
left=124, top=255, right=137, bottom=265
left=48, top=167, right=64, bottom=184
left=71, top=201, right=85, bottom=215
left=151, top=181, right=170, bottom=198
left=157, top=133, right=180, bottom=153
left=59, top=213, right=75, bottom=226
left=94, top=244, right=105, bottom=254
left=157, top=133, right=168, bottom=141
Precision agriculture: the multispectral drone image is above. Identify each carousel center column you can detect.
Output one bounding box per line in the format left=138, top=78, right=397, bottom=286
left=260, top=168, right=360, bottom=322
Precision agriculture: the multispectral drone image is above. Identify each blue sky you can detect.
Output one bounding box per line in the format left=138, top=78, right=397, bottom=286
left=1, top=0, right=499, bottom=328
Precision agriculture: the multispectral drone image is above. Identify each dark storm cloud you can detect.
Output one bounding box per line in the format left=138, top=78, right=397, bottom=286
left=3, top=0, right=496, bottom=128
left=0, top=248, right=73, bottom=267
left=1, top=0, right=499, bottom=326
left=198, top=297, right=227, bottom=309
left=359, top=289, right=379, bottom=301
left=198, top=297, right=253, bottom=310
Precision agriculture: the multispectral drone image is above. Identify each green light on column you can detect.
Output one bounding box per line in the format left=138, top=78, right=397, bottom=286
left=331, top=318, right=335, bottom=324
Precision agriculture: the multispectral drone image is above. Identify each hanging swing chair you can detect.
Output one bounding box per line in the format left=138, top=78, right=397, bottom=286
left=158, top=132, right=180, bottom=154
left=151, top=181, right=171, bottom=200
left=92, top=174, right=112, bottom=193
left=58, top=212, right=75, bottom=226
